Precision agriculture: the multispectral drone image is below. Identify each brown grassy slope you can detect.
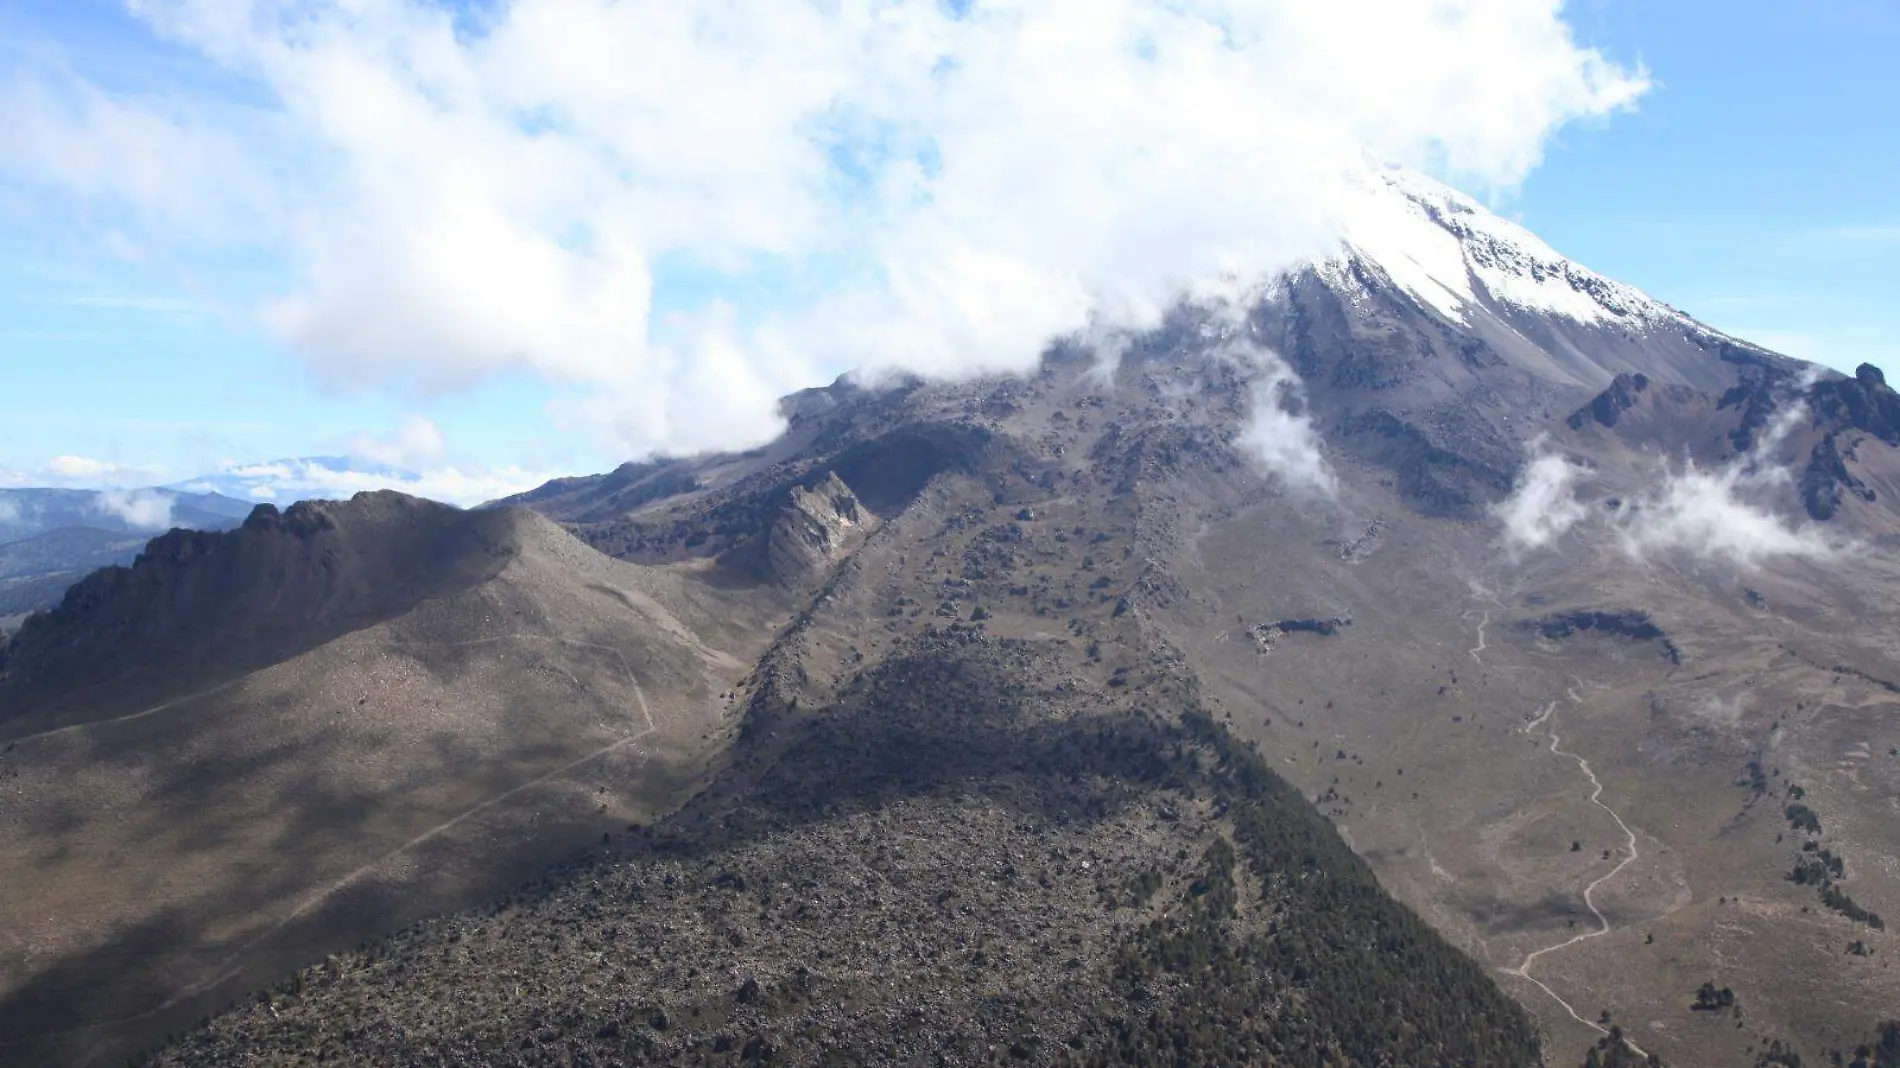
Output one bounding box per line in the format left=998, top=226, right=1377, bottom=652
left=0, top=495, right=775, bottom=1068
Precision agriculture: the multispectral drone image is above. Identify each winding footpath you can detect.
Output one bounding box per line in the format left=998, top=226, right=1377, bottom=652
left=1, top=678, right=247, bottom=747
left=1503, top=700, right=1650, bottom=1058
left=1464, top=609, right=1491, bottom=663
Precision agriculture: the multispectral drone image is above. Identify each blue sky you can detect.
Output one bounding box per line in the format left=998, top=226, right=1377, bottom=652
left=1520, top=0, right=1900, bottom=371
left=0, top=0, right=1893, bottom=502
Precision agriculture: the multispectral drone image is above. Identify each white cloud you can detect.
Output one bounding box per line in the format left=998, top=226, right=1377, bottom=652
left=1611, top=395, right=1839, bottom=567
left=62, top=295, right=198, bottom=314
left=344, top=413, right=447, bottom=471
left=4, top=0, right=1647, bottom=457
left=1493, top=401, right=1840, bottom=569
left=91, top=488, right=178, bottom=531
left=0, top=74, right=279, bottom=237
left=194, top=456, right=555, bottom=508
left=1495, top=439, right=1589, bottom=554
left=1615, top=460, right=1837, bottom=569
left=29, top=456, right=167, bottom=486
left=46, top=455, right=121, bottom=480
left=1231, top=345, right=1335, bottom=496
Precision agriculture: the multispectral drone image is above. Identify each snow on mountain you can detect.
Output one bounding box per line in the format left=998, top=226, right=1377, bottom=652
left=1315, top=166, right=1683, bottom=330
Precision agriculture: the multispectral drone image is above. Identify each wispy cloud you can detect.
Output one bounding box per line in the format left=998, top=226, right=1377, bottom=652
left=1231, top=344, right=1336, bottom=497
left=0, top=0, right=1648, bottom=459
left=1614, top=459, right=1837, bottom=569
left=1818, top=223, right=1900, bottom=242
left=1494, top=438, right=1589, bottom=556
left=91, top=487, right=176, bottom=531
left=1495, top=401, right=1840, bottom=569
left=182, top=456, right=557, bottom=509
left=343, top=414, right=446, bottom=472
left=45, top=455, right=165, bottom=484
left=0, top=455, right=169, bottom=489
left=61, top=294, right=197, bottom=313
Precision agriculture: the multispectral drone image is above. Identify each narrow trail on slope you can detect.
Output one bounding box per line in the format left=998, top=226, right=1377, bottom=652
left=1503, top=699, right=1650, bottom=1059
left=1461, top=574, right=1514, bottom=666
left=3, top=631, right=657, bottom=1047
left=1, top=678, right=248, bottom=747
left=1464, top=609, right=1491, bottom=664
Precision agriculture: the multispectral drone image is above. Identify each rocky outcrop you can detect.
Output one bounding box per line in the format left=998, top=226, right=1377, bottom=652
left=1791, top=363, right=1898, bottom=521
left=1800, top=433, right=1878, bottom=521
left=1337, top=410, right=1515, bottom=519
left=1527, top=610, right=1680, bottom=665
left=1718, top=371, right=1800, bottom=454
left=1248, top=616, right=1352, bottom=653
left=1807, top=363, right=1900, bottom=446
left=1567, top=371, right=1650, bottom=430
left=763, top=473, right=878, bottom=584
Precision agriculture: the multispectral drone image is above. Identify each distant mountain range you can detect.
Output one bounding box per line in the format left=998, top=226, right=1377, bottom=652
left=0, top=488, right=255, bottom=623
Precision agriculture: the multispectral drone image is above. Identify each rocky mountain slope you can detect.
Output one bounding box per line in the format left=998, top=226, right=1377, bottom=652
left=5, top=168, right=1899, bottom=1068
left=0, top=494, right=774, bottom=1067
left=458, top=168, right=1896, bottom=1067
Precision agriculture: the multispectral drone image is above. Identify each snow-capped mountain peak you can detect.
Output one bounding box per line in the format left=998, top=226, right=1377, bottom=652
left=1316, top=166, right=1682, bottom=330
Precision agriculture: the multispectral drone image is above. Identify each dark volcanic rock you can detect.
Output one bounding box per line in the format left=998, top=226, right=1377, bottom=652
left=1248, top=617, right=1352, bottom=653
left=1568, top=371, right=1651, bottom=430
left=1801, top=433, right=1878, bottom=521
left=144, top=633, right=1544, bottom=1068
left=1528, top=610, right=1681, bottom=665
left=1717, top=364, right=1799, bottom=453
left=1338, top=410, right=1515, bottom=518
left=1274, top=616, right=1350, bottom=636
left=1809, top=365, right=1900, bottom=446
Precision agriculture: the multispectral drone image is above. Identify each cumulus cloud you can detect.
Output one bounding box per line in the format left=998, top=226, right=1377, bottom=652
left=92, top=488, right=178, bottom=531
left=1232, top=348, right=1336, bottom=496
left=1495, top=439, right=1589, bottom=554
left=1, top=0, right=1647, bottom=457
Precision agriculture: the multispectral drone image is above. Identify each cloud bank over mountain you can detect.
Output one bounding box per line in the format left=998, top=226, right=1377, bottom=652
left=171, top=456, right=555, bottom=508
left=1494, top=404, right=1840, bottom=570
left=2, top=0, right=1646, bottom=458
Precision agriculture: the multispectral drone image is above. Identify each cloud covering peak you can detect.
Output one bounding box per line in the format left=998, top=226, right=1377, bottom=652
left=4, top=0, right=1646, bottom=457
